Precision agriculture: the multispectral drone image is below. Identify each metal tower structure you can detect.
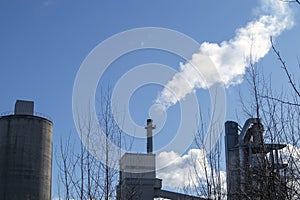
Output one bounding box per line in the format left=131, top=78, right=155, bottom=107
left=0, top=100, right=52, bottom=200
left=225, top=118, right=287, bottom=200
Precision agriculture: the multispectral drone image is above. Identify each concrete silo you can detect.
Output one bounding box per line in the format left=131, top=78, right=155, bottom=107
left=0, top=100, right=52, bottom=200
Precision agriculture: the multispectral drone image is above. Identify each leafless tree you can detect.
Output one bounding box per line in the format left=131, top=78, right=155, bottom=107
left=56, top=88, right=128, bottom=200
left=237, top=49, right=300, bottom=199
left=173, top=105, right=226, bottom=200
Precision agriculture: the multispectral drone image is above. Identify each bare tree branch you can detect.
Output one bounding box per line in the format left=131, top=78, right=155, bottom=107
left=271, top=37, right=300, bottom=98
left=260, top=95, right=300, bottom=106
left=280, top=0, right=300, bottom=5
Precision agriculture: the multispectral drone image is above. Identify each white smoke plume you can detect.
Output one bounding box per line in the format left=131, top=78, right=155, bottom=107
left=156, top=0, right=294, bottom=109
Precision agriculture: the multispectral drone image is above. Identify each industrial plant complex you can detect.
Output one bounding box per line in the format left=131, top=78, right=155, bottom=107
left=0, top=100, right=289, bottom=199
left=116, top=119, right=204, bottom=200
left=225, top=119, right=288, bottom=199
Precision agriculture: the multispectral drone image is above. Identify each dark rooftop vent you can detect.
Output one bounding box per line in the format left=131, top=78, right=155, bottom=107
left=14, top=100, right=34, bottom=115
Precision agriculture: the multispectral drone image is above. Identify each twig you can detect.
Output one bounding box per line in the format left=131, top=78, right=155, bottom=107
left=270, top=37, right=300, bottom=98
left=260, top=95, right=300, bottom=106
left=280, top=0, right=300, bottom=5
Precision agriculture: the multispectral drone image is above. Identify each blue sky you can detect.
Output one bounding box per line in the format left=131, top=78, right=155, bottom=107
left=0, top=0, right=299, bottom=198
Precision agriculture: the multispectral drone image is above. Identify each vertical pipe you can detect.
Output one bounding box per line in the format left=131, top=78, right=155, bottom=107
left=145, top=119, right=155, bottom=154
left=225, top=121, right=239, bottom=200
left=239, top=145, right=246, bottom=195
left=238, top=118, right=259, bottom=196
left=275, top=149, right=279, bottom=165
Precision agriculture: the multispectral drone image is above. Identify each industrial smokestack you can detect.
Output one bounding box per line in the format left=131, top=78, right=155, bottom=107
left=145, top=119, right=155, bottom=153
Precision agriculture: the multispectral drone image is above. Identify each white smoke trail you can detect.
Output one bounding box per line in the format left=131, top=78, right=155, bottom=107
left=156, top=0, right=294, bottom=109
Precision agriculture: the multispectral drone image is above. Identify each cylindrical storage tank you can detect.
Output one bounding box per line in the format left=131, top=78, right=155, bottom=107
left=0, top=114, right=52, bottom=200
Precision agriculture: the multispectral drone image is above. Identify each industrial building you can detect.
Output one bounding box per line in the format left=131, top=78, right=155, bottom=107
left=116, top=119, right=205, bottom=200
left=225, top=118, right=287, bottom=200
left=1, top=99, right=288, bottom=200
left=0, top=100, right=53, bottom=200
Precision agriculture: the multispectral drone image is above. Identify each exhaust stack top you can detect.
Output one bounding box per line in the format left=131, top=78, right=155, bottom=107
left=145, top=119, right=156, bottom=154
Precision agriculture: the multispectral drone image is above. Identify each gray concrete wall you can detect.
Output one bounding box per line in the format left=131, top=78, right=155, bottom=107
left=120, top=153, right=156, bottom=179
left=0, top=115, right=52, bottom=200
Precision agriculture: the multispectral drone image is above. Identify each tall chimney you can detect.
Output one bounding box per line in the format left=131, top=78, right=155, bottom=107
left=145, top=119, right=155, bottom=154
